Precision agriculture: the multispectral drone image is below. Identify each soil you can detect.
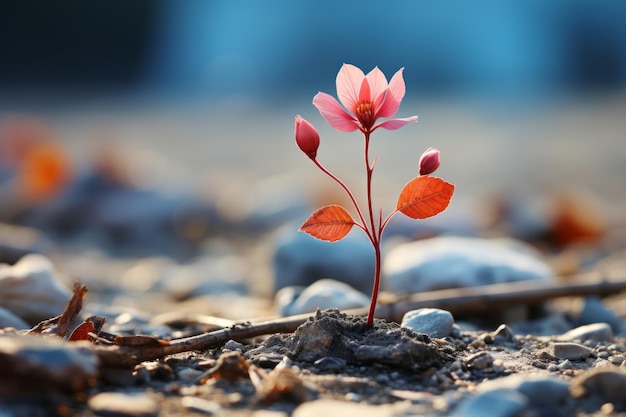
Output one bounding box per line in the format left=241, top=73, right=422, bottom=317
left=4, top=306, right=626, bottom=416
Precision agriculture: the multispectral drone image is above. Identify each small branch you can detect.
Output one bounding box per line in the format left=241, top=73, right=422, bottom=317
left=57, top=281, right=88, bottom=337
left=361, top=272, right=626, bottom=323
left=92, top=272, right=626, bottom=368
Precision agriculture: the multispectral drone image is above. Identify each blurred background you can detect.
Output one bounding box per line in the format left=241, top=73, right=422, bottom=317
left=0, top=0, right=625, bottom=260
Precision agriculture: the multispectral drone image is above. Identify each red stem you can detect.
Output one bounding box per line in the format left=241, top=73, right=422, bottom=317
left=363, top=130, right=381, bottom=328
left=312, top=158, right=370, bottom=239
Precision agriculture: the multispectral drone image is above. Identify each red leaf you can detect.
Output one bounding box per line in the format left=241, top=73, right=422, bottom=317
left=67, top=321, right=94, bottom=342
left=299, top=205, right=355, bottom=242
left=396, top=176, right=454, bottom=219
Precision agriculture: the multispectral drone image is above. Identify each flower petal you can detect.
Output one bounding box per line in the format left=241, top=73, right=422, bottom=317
left=375, top=115, right=418, bottom=131
left=365, top=67, right=389, bottom=107
left=336, top=64, right=365, bottom=112
left=376, top=68, right=407, bottom=119
left=313, top=92, right=360, bottom=132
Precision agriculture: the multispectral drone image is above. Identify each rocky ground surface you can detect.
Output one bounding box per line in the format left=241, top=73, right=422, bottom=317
left=1, top=99, right=626, bottom=416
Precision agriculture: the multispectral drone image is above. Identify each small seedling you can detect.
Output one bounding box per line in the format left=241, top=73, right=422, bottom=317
left=294, top=64, right=454, bottom=327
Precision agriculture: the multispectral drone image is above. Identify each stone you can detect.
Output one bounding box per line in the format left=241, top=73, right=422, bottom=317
left=400, top=308, right=455, bottom=338
left=0, top=334, right=98, bottom=397
left=0, top=254, right=71, bottom=324
left=161, top=255, right=249, bottom=300
left=383, top=236, right=553, bottom=293
left=453, top=389, right=528, bottom=417
left=181, top=396, right=222, bottom=415
left=576, top=297, right=622, bottom=334
left=465, top=351, right=494, bottom=371
left=232, top=173, right=315, bottom=231
left=561, top=323, right=614, bottom=343
left=570, top=368, right=626, bottom=409
left=88, top=392, right=159, bottom=417
left=292, top=399, right=396, bottom=417
left=0, top=307, right=29, bottom=330
left=0, top=223, right=52, bottom=265
left=478, top=373, right=570, bottom=407
left=272, top=229, right=375, bottom=294
left=492, top=324, right=515, bottom=343
left=275, top=279, right=370, bottom=316
left=551, top=342, right=592, bottom=361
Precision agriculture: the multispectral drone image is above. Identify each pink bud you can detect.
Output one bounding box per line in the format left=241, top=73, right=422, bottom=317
left=294, top=115, right=320, bottom=159
left=419, top=147, right=440, bottom=175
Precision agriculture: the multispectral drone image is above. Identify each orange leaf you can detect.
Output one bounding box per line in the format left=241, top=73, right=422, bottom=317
left=396, top=176, right=454, bottom=219
left=67, top=321, right=95, bottom=342
left=299, top=205, right=355, bottom=242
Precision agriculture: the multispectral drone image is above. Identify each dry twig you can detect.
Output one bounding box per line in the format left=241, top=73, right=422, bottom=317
left=92, top=272, right=626, bottom=368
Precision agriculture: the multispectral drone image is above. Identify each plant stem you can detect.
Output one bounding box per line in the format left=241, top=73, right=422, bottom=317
left=363, top=130, right=381, bottom=328
left=312, top=158, right=370, bottom=238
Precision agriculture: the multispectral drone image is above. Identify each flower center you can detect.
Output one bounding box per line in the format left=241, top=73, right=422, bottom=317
left=355, top=101, right=375, bottom=130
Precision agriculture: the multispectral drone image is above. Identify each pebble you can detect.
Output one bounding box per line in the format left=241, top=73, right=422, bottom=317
left=401, top=308, right=455, bottom=338
left=551, top=342, right=592, bottom=361
left=465, top=351, right=494, bottom=371
left=292, top=399, right=396, bottom=417
left=492, top=324, right=515, bottom=343
left=0, top=306, right=29, bottom=329
left=383, top=236, right=553, bottom=293
left=0, top=222, right=52, bottom=265
left=0, top=334, right=98, bottom=396
left=162, top=255, right=249, bottom=300
left=313, top=356, right=347, bottom=371
left=88, top=392, right=159, bottom=417
left=224, top=340, right=245, bottom=351
left=233, top=173, right=314, bottom=231
left=570, top=368, right=626, bottom=407
left=576, top=297, right=622, bottom=334
left=25, top=170, right=217, bottom=259
left=272, top=229, right=375, bottom=294
left=453, top=388, right=528, bottom=417
left=561, top=322, right=614, bottom=343
left=0, top=254, right=71, bottom=324
left=477, top=373, right=570, bottom=407
left=275, top=279, right=370, bottom=316
left=181, top=396, right=222, bottom=415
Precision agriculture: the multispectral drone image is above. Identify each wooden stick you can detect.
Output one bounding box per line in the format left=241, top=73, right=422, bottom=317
left=93, top=272, right=626, bottom=368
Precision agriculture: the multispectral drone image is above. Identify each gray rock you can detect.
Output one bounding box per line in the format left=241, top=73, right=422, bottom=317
left=478, top=373, right=570, bottom=407
left=276, top=279, right=370, bottom=316
left=577, top=297, right=622, bottom=334
left=0, top=334, right=98, bottom=397
left=571, top=368, right=626, bottom=408
left=465, top=351, right=494, bottom=371
left=0, top=307, right=29, bottom=330
left=0, top=223, right=52, bottom=265
left=454, top=389, right=528, bottom=417
left=0, top=254, right=71, bottom=324
left=561, top=322, right=614, bottom=343
left=235, top=173, right=315, bottom=231
left=492, top=324, right=515, bottom=343
left=401, top=308, right=454, bottom=338
left=272, top=229, right=375, bottom=294
left=383, top=236, right=553, bottom=293
left=181, top=396, right=222, bottom=415
left=292, top=399, right=396, bottom=417
left=551, top=342, right=592, bottom=361
left=89, top=392, right=159, bottom=417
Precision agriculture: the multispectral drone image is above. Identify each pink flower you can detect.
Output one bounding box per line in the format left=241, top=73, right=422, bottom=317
left=294, top=115, right=320, bottom=159
left=419, top=147, right=440, bottom=175
left=313, top=64, right=418, bottom=133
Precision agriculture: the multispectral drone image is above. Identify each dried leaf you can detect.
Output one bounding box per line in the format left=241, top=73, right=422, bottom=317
left=68, top=321, right=95, bottom=342
left=396, top=176, right=454, bottom=219
left=57, top=282, right=88, bottom=337
left=299, top=205, right=355, bottom=242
